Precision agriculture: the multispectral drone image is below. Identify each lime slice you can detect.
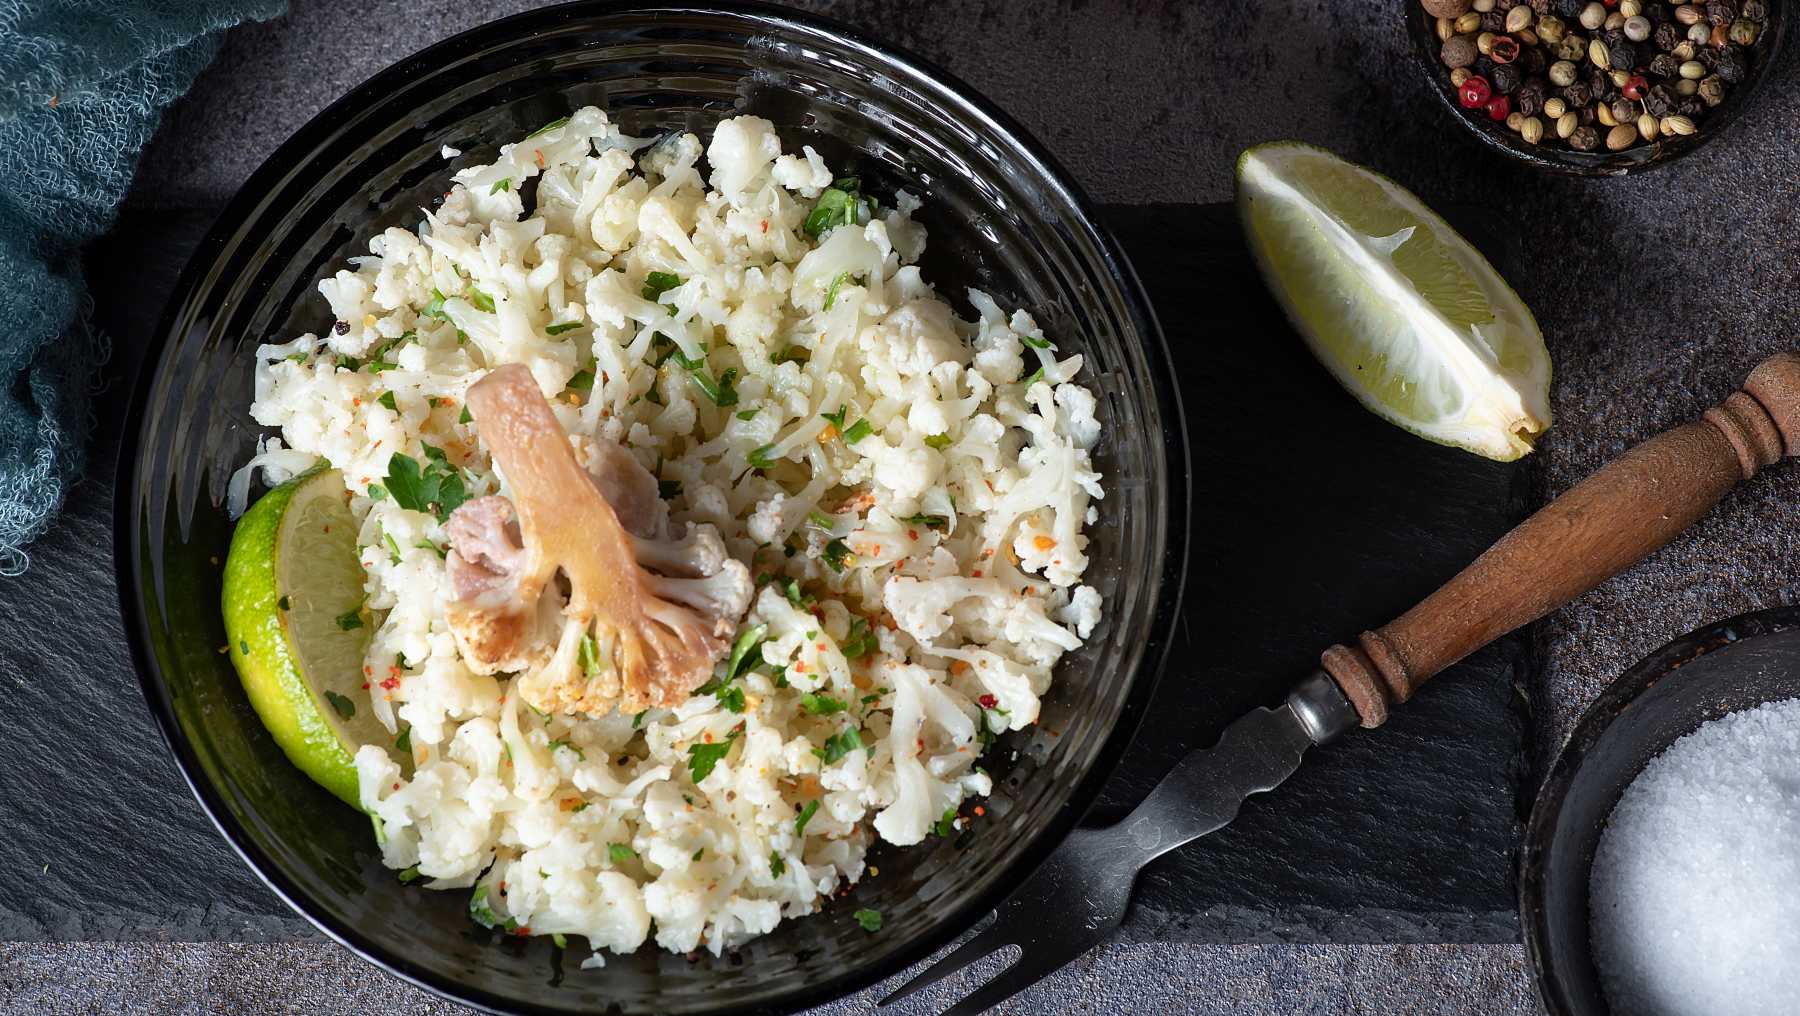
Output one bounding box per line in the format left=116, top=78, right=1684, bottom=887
left=1236, top=141, right=1551, bottom=461
left=223, top=466, right=386, bottom=808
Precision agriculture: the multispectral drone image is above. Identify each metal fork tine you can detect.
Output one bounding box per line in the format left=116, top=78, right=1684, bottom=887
left=876, top=919, right=1010, bottom=1008
left=939, top=947, right=1059, bottom=1016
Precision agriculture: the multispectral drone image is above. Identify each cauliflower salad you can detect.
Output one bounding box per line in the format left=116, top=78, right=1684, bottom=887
left=241, top=106, right=1105, bottom=959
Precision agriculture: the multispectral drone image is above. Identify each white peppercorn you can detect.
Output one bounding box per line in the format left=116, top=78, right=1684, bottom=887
left=1624, top=15, right=1652, bottom=40
left=1580, top=2, right=1606, bottom=29
left=1550, top=59, right=1580, bottom=85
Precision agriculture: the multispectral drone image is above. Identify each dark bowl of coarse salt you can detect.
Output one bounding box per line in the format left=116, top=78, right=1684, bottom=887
left=1520, top=606, right=1800, bottom=1016
left=1405, top=0, right=1788, bottom=176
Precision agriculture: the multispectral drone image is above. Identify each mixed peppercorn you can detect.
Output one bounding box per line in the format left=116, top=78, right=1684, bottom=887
left=1424, top=0, right=1773, bottom=153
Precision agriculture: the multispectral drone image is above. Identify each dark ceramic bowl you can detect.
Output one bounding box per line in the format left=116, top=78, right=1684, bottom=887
left=1519, top=606, right=1800, bottom=1015
left=113, top=2, right=1188, bottom=1014
left=1405, top=2, right=1789, bottom=176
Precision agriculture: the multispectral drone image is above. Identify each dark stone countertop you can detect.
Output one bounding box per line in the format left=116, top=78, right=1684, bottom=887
left=8, top=0, right=1800, bottom=1012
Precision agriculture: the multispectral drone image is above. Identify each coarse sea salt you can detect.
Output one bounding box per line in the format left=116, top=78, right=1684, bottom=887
left=1590, top=696, right=1800, bottom=1016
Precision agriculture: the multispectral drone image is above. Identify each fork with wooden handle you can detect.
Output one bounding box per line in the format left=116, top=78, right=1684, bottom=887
left=877, top=351, right=1800, bottom=1016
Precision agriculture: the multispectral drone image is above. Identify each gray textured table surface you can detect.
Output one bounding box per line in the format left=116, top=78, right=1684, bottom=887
left=9, top=0, right=1800, bottom=1012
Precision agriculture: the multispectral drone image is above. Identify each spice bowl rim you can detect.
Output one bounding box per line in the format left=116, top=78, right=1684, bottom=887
left=1404, top=1, right=1789, bottom=177
left=1518, top=604, right=1800, bottom=1015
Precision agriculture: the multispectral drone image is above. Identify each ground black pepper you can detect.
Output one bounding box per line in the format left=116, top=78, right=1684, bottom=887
left=1427, top=0, right=1772, bottom=152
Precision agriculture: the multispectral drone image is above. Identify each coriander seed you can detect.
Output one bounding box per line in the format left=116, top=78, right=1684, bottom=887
left=1619, top=0, right=1642, bottom=15
left=1557, top=109, right=1580, bottom=136
left=1456, top=11, right=1484, bottom=32
left=1660, top=113, right=1697, bottom=135
left=1590, top=37, right=1612, bottom=65
left=1521, top=115, right=1546, bottom=143
left=1544, top=96, right=1568, bottom=117
left=1636, top=111, right=1658, bottom=139
left=1675, top=3, right=1704, bottom=26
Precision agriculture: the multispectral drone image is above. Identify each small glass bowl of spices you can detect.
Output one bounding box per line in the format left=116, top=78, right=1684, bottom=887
left=1409, top=0, right=1787, bottom=174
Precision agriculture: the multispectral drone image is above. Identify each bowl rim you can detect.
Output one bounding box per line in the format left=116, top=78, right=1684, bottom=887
left=1517, top=603, right=1800, bottom=1015
left=1403, top=2, right=1789, bottom=177
left=111, top=2, right=1191, bottom=1013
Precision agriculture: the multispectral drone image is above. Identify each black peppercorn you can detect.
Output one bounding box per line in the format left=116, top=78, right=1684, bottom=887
left=334, top=321, right=350, bottom=335
left=1677, top=97, right=1705, bottom=118
left=1569, top=124, right=1601, bottom=150
left=1562, top=80, right=1593, bottom=106
left=1742, top=0, right=1767, bottom=20
left=1495, top=0, right=1520, bottom=9
left=1529, top=0, right=1553, bottom=13
left=1715, top=45, right=1747, bottom=84
left=1646, top=3, right=1670, bottom=24
left=1696, top=46, right=1719, bottom=70
left=1475, top=55, right=1497, bottom=78
left=1492, top=63, right=1523, bottom=94
left=1644, top=83, right=1677, bottom=117
left=1608, top=41, right=1638, bottom=71
left=1577, top=104, right=1597, bottom=124
left=1481, top=11, right=1507, bottom=32
left=1520, top=46, right=1548, bottom=74
left=1654, top=22, right=1683, bottom=50
left=1707, top=1, right=1736, bottom=27
left=1600, top=28, right=1626, bottom=46
left=1515, top=78, right=1547, bottom=114
left=1556, top=0, right=1583, bottom=16
left=1650, top=52, right=1679, bottom=77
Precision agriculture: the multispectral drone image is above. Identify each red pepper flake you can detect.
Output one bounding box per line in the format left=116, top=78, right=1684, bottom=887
left=760, top=219, right=768, bottom=233
left=534, top=148, right=545, bottom=167
left=971, top=569, right=983, bottom=578
left=392, top=782, right=401, bottom=790
left=907, top=529, right=918, bottom=540
left=978, top=693, right=997, bottom=708
left=973, top=805, right=986, bottom=817
left=380, top=676, right=400, bottom=690
left=794, top=661, right=808, bottom=673
left=361, top=682, right=370, bottom=691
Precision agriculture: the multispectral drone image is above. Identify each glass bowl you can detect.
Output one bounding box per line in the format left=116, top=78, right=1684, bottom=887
left=1519, top=606, right=1800, bottom=1015
left=113, top=2, right=1188, bottom=1013
left=1405, top=1, right=1788, bottom=176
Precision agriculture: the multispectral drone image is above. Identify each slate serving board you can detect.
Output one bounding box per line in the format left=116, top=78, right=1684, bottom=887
left=0, top=202, right=1528, bottom=944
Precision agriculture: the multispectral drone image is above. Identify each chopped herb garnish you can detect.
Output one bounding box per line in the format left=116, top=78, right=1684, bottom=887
left=813, top=728, right=865, bottom=764
left=334, top=608, right=363, bottom=631
left=772, top=345, right=810, bottom=366
left=378, top=391, right=398, bottom=412
left=805, top=510, right=835, bottom=532
left=457, top=405, right=472, bottom=425
left=548, top=739, right=586, bottom=760
left=324, top=690, right=356, bottom=720
left=841, top=419, right=873, bottom=444
left=934, top=808, right=957, bottom=837
left=525, top=115, right=569, bottom=139
left=804, top=181, right=866, bottom=238
left=632, top=709, right=647, bottom=729
left=735, top=409, right=758, bottom=421
left=924, top=433, right=953, bottom=450
left=820, top=404, right=848, bottom=431
left=658, top=476, right=682, bottom=499
left=853, top=908, right=882, bottom=932
left=690, top=366, right=739, bottom=407
left=469, top=885, right=510, bottom=930
left=570, top=802, right=589, bottom=813
left=422, top=288, right=450, bottom=321
left=841, top=618, right=877, bottom=660
left=609, top=843, right=637, bottom=864
left=579, top=635, right=601, bottom=676
left=769, top=852, right=786, bottom=878
left=1020, top=333, right=1055, bottom=351
left=793, top=799, right=820, bottom=835
left=800, top=693, right=847, bottom=716
left=396, top=727, right=412, bottom=754
left=414, top=538, right=446, bottom=559
left=489, top=177, right=512, bottom=195
left=823, top=271, right=854, bottom=310
left=691, top=847, right=704, bottom=861
left=545, top=321, right=581, bottom=335
left=335, top=354, right=362, bottom=372
left=776, top=576, right=814, bottom=609
left=381, top=447, right=469, bottom=522
left=398, top=865, right=422, bottom=883
left=551, top=933, right=567, bottom=949
left=823, top=538, right=854, bottom=573
left=467, top=287, right=496, bottom=314
left=567, top=369, right=595, bottom=392
left=716, top=684, right=746, bottom=713
left=727, top=624, right=769, bottom=680
left=687, top=728, right=740, bottom=783
left=641, top=271, right=683, bottom=304
left=384, top=530, right=403, bottom=564
left=748, top=444, right=779, bottom=471
left=1023, top=366, right=1045, bottom=386
left=899, top=513, right=949, bottom=530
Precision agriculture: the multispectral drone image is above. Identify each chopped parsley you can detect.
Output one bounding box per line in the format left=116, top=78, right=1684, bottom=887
left=398, top=866, right=422, bottom=883
left=715, top=684, right=746, bottom=713
left=469, top=885, right=516, bottom=931
left=489, top=178, right=511, bottom=195
left=691, top=847, right=704, bottom=861
left=823, top=538, right=854, bottom=573
left=551, top=933, right=567, bottom=949
left=1023, top=366, right=1045, bottom=386
left=384, top=530, right=403, bottom=564
left=805, top=510, right=836, bottom=532
left=899, top=513, right=949, bottom=530
left=769, top=852, right=786, bottom=878
left=457, top=405, right=473, bottom=425
left=334, top=608, right=363, bottom=631
left=381, top=445, right=469, bottom=522
left=793, top=799, right=820, bottom=835
left=687, top=728, right=740, bottom=782
left=525, top=115, right=569, bottom=139
left=820, top=404, right=848, bottom=431
left=813, top=728, right=865, bottom=764
left=853, top=908, right=882, bottom=932
left=804, top=178, right=871, bottom=238
left=545, top=321, right=581, bottom=335
left=609, top=843, right=637, bottom=864
left=1020, top=332, right=1055, bottom=351
left=735, top=408, right=758, bottom=421
left=727, top=624, right=769, bottom=680
left=641, top=271, right=683, bottom=305
left=395, top=727, right=412, bottom=754
left=823, top=271, right=854, bottom=310
left=377, top=391, right=398, bottom=412
left=689, top=365, right=739, bottom=407
left=924, top=433, right=953, bottom=450
left=422, top=288, right=450, bottom=321
left=747, top=444, right=779, bottom=471
left=467, top=287, right=496, bottom=314
left=800, top=693, right=847, bottom=716
left=774, top=575, right=814, bottom=609
left=841, top=618, right=878, bottom=661
left=934, top=808, right=957, bottom=837
left=548, top=740, right=585, bottom=761
left=579, top=635, right=601, bottom=677
left=841, top=419, right=873, bottom=444
left=632, top=709, right=647, bottom=729
left=566, top=368, right=595, bottom=392
left=323, top=690, right=356, bottom=720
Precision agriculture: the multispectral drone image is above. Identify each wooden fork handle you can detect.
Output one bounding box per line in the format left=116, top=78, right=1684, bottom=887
left=1322, top=352, right=1800, bottom=728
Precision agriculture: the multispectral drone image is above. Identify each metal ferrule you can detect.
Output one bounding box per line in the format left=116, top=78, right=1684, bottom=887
left=1287, top=669, right=1360, bottom=745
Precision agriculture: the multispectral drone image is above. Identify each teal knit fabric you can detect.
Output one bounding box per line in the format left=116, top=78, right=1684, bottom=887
left=0, top=0, right=282, bottom=574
